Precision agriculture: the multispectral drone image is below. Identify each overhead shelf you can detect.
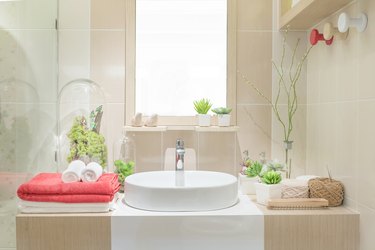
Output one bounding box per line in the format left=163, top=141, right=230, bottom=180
left=279, top=0, right=352, bottom=30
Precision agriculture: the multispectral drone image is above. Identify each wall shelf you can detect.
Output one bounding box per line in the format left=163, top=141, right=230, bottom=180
left=279, top=0, right=352, bottom=30
left=123, top=126, right=239, bottom=132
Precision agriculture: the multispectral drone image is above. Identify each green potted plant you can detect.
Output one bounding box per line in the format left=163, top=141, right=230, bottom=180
left=212, top=107, right=232, bottom=127
left=254, top=170, right=282, bottom=205
left=193, top=98, right=212, bottom=126
left=114, top=160, right=135, bottom=192
left=238, top=150, right=263, bottom=195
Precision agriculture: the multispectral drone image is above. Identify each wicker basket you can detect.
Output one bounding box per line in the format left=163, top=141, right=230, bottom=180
left=308, top=178, right=344, bottom=206
left=281, top=179, right=309, bottom=199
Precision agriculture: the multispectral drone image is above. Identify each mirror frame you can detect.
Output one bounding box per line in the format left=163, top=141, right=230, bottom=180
left=125, top=0, right=237, bottom=126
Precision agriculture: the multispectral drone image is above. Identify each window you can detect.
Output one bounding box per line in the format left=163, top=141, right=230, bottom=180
left=125, top=0, right=236, bottom=125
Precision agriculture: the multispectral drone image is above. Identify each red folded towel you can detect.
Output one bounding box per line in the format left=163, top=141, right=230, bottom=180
left=17, top=173, right=120, bottom=203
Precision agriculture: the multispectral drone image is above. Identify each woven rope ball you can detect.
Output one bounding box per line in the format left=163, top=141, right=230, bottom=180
left=308, top=178, right=344, bottom=206
left=281, top=179, right=309, bottom=199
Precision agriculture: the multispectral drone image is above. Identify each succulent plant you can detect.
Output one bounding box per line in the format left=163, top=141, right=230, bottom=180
left=261, top=170, right=282, bottom=185
left=245, top=161, right=263, bottom=178
left=211, top=107, right=232, bottom=115
left=193, top=98, right=212, bottom=114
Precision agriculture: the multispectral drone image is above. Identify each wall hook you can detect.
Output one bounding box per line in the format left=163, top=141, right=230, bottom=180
left=323, top=22, right=348, bottom=41
left=310, top=29, right=333, bottom=46
left=338, top=12, right=367, bottom=33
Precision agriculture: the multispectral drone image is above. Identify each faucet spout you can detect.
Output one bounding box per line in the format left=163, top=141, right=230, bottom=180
left=175, top=139, right=185, bottom=171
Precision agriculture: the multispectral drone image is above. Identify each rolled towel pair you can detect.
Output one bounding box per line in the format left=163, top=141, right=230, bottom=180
left=62, top=160, right=103, bottom=183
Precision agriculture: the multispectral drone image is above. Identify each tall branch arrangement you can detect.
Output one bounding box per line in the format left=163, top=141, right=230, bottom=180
left=238, top=30, right=313, bottom=143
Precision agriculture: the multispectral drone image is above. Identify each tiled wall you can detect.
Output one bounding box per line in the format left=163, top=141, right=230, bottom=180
left=59, top=0, right=126, bottom=171
left=305, top=0, right=374, bottom=249
left=236, top=0, right=273, bottom=165
left=58, top=0, right=275, bottom=173
left=0, top=0, right=58, bottom=249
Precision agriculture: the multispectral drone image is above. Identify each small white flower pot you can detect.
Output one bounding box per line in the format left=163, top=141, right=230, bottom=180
left=254, top=182, right=282, bottom=205
left=197, top=114, right=211, bottom=126
left=217, top=114, right=231, bottom=127
left=238, top=173, right=258, bottom=195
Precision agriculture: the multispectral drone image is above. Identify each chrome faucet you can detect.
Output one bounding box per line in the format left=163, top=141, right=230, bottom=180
left=175, top=139, right=185, bottom=171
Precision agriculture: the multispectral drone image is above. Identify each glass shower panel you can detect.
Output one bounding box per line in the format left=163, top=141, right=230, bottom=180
left=0, top=0, right=58, bottom=248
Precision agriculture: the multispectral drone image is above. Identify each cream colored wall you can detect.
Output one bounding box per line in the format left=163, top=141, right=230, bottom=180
left=305, top=1, right=375, bottom=249
left=236, top=0, right=273, bottom=165
left=71, top=0, right=275, bottom=173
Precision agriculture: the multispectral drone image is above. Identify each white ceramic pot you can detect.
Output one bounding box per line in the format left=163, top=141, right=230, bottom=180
left=217, top=114, right=231, bottom=127
left=197, top=114, right=211, bottom=126
left=238, top=173, right=258, bottom=195
left=254, top=182, right=282, bottom=205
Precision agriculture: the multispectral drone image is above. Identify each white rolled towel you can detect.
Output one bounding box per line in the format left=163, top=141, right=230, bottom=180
left=62, top=160, right=85, bottom=183
left=81, top=162, right=103, bottom=183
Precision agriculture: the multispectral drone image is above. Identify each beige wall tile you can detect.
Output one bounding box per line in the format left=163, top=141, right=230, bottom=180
left=237, top=105, right=271, bottom=163
left=358, top=204, right=375, bottom=250
left=237, top=32, right=272, bottom=105
left=197, top=132, right=237, bottom=175
left=90, top=30, right=125, bottom=103
left=334, top=102, right=358, bottom=200
left=358, top=0, right=375, bottom=100
left=357, top=101, right=375, bottom=209
left=91, top=0, right=126, bottom=30
left=317, top=103, right=336, bottom=175
left=104, top=103, right=125, bottom=172
left=237, top=0, right=272, bottom=30
left=306, top=105, right=320, bottom=174
left=133, top=132, right=163, bottom=172
left=58, top=30, right=90, bottom=89
left=306, top=49, right=320, bottom=105
left=59, top=0, right=90, bottom=29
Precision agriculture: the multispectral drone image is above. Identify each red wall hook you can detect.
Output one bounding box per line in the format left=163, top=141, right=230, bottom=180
left=310, top=29, right=333, bottom=46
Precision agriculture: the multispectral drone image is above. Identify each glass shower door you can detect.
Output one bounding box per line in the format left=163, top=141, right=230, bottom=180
left=0, top=0, right=58, bottom=248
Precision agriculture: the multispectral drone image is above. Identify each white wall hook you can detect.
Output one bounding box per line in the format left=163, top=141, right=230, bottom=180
left=338, top=12, right=367, bottom=33
left=323, top=22, right=348, bottom=40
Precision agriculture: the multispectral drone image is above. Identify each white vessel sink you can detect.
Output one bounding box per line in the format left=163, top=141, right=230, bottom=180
left=124, top=171, right=238, bottom=212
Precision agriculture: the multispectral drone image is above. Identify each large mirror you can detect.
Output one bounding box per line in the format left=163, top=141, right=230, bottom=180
left=126, top=0, right=236, bottom=125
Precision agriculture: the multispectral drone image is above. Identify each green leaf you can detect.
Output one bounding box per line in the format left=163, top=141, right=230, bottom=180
left=261, top=170, right=282, bottom=184
left=193, top=98, right=212, bottom=114
left=245, top=161, right=263, bottom=177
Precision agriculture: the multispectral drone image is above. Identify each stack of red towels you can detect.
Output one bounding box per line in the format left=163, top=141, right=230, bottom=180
left=17, top=173, right=120, bottom=213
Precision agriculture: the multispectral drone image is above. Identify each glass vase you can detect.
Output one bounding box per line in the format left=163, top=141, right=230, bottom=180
left=113, top=130, right=136, bottom=192
left=284, top=140, right=293, bottom=179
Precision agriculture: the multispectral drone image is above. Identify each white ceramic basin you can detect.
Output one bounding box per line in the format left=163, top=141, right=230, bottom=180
left=124, top=171, right=238, bottom=212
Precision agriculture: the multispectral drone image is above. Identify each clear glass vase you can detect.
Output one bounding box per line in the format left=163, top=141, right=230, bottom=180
left=284, top=140, right=293, bottom=179
left=113, top=130, right=136, bottom=192
left=57, top=79, right=108, bottom=172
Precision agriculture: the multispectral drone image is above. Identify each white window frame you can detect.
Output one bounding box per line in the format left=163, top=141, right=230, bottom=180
left=125, top=0, right=237, bottom=126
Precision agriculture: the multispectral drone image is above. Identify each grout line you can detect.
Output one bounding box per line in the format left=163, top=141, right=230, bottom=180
left=307, top=98, right=375, bottom=105
left=237, top=29, right=273, bottom=33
